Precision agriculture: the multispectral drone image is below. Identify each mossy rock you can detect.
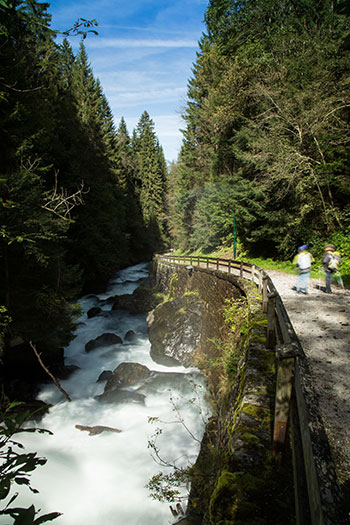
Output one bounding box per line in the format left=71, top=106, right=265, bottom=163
left=209, top=470, right=264, bottom=524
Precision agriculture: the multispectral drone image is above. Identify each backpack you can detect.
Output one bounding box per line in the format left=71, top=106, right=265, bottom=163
left=328, top=253, right=341, bottom=271
left=298, top=252, right=312, bottom=270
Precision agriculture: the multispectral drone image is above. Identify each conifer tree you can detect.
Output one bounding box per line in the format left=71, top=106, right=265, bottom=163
left=133, top=112, right=168, bottom=247
left=0, top=1, right=81, bottom=365
left=171, top=0, right=350, bottom=257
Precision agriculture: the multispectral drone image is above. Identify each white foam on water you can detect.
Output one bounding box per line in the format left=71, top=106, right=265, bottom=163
left=2, top=263, right=209, bottom=525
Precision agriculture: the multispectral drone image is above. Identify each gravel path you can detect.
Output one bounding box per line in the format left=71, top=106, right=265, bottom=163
left=266, top=269, right=350, bottom=503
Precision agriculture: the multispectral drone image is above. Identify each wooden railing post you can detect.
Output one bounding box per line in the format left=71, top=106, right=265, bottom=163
left=206, top=258, right=209, bottom=269
left=251, top=264, right=256, bottom=283
left=258, top=271, right=263, bottom=293
left=262, top=276, right=268, bottom=313
left=266, top=291, right=278, bottom=349
left=228, top=260, right=231, bottom=274
left=273, top=344, right=300, bottom=461
left=216, top=259, right=219, bottom=270
left=240, top=261, right=243, bottom=278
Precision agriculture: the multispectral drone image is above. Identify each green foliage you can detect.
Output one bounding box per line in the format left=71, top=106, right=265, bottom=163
left=168, top=273, right=179, bottom=300
left=132, top=111, right=168, bottom=251
left=194, top=281, right=264, bottom=410
left=209, top=470, right=263, bottom=524
left=146, top=383, right=210, bottom=504
left=168, top=0, right=350, bottom=259
left=146, top=470, right=190, bottom=503
left=0, top=0, right=169, bottom=392
left=0, top=306, right=11, bottom=357
left=222, top=285, right=265, bottom=380
left=0, top=402, right=61, bottom=524
left=183, top=290, right=199, bottom=298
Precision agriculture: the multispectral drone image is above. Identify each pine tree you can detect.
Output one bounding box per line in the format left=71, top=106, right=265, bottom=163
left=171, top=0, right=350, bottom=257
left=0, top=1, right=81, bottom=360
left=133, top=112, right=168, bottom=248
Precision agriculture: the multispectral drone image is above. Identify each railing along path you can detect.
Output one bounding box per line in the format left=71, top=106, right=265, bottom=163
left=157, top=254, right=348, bottom=525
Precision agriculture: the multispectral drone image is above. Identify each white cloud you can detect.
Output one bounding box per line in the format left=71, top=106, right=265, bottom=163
left=87, top=38, right=198, bottom=49
left=106, top=86, right=186, bottom=108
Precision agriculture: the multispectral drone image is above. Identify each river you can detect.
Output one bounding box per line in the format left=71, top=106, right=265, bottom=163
left=7, top=262, right=208, bottom=525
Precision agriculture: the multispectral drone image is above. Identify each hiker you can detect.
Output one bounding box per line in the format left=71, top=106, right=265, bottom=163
left=333, top=251, right=344, bottom=289
left=293, top=244, right=314, bottom=294
left=322, top=244, right=342, bottom=293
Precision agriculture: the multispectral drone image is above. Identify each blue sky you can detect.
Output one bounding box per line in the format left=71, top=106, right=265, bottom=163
left=49, top=0, right=208, bottom=161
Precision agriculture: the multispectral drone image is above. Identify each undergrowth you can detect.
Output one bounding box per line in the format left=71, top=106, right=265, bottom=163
left=173, top=245, right=350, bottom=285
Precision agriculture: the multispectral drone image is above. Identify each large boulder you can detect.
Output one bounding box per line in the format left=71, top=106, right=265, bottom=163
left=138, top=370, right=203, bottom=396
left=96, top=362, right=150, bottom=405
left=124, top=330, right=138, bottom=343
left=87, top=306, right=102, bottom=318
left=96, top=389, right=146, bottom=405
left=85, top=333, right=123, bottom=352
left=96, top=370, right=113, bottom=383
left=147, top=296, right=204, bottom=367
left=112, top=285, right=162, bottom=314
left=105, top=362, right=151, bottom=392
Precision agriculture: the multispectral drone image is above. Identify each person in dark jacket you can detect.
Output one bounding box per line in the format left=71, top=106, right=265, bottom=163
left=322, top=244, right=336, bottom=293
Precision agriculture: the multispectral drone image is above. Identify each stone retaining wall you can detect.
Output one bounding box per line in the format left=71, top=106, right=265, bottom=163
left=152, top=258, right=295, bottom=524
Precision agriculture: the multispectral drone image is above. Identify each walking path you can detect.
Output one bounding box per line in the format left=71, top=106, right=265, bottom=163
left=266, top=270, right=350, bottom=506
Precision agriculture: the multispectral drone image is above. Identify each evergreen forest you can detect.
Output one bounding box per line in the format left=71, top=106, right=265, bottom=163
left=1, top=0, right=350, bottom=394
left=0, top=1, right=168, bottom=399
left=168, top=0, right=350, bottom=267
left=0, top=0, right=349, bottom=522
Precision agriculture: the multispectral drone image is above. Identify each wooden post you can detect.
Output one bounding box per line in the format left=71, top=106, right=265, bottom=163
left=228, top=260, right=231, bottom=274
left=266, top=291, right=278, bottom=349
left=262, top=276, right=268, bottom=313
left=240, top=261, right=243, bottom=278
left=198, top=256, right=200, bottom=267
left=273, top=344, right=300, bottom=461
left=258, top=271, right=263, bottom=293
left=216, top=259, right=219, bottom=270
left=251, top=264, right=256, bottom=283
left=290, top=394, right=311, bottom=525
left=206, top=258, right=209, bottom=269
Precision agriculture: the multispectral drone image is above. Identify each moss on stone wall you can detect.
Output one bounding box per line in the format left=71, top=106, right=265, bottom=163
left=152, top=258, right=295, bottom=524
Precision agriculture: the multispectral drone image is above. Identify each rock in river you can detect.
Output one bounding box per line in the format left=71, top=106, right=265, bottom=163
left=87, top=306, right=102, bottom=318
left=85, top=333, right=123, bottom=352
left=96, top=389, right=146, bottom=405
left=147, top=296, right=204, bottom=367
left=105, top=362, right=151, bottom=391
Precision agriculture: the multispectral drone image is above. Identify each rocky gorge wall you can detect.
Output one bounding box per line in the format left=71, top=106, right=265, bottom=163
left=149, top=259, right=242, bottom=367
left=150, top=257, right=295, bottom=525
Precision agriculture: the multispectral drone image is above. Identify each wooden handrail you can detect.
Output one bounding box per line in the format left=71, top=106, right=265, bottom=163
left=156, top=253, right=347, bottom=524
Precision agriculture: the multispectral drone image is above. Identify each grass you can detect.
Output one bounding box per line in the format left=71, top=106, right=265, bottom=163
left=172, top=245, right=350, bottom=285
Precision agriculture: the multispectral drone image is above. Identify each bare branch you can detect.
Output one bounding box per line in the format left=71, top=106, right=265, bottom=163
left=0, top=83, right=45, bottom=93
left=41, top=171, right=88, bottom=221
left=321, top=103, right=350, bottom=123
left=29, top=341, right=71, bottom=402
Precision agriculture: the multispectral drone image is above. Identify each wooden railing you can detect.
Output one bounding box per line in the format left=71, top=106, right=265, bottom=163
left=157, top=254, right=348, bottom=525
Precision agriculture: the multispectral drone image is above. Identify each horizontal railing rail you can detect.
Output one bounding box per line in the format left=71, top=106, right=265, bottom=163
left=156, top=253, right=347, bottom=525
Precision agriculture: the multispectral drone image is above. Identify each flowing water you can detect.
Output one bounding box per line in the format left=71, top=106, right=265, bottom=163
left=5, top=263, right=209, bottom=525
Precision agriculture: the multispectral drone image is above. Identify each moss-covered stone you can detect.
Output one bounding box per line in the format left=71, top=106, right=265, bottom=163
left=152, top=258, right=295, bottom=524
left=209, top=470, right=264, bottom=524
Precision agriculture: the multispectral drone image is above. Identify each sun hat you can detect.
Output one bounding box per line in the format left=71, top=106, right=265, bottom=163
left=298, top=244, right=308, bottom=250
left=325, top=244, right=335, bottom=251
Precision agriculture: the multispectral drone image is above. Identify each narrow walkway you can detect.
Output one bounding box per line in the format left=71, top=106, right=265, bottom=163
left=266, top=270, right=350, bottom=503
